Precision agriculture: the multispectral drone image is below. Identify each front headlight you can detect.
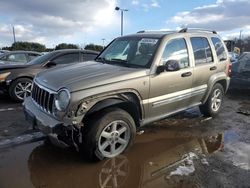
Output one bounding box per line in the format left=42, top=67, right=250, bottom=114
left=55, top=89, right=70, bottom=111
left=0, top=72, right=11, bottom=82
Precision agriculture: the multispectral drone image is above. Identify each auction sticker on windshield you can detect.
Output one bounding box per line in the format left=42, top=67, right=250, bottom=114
left=140, top=38, right=158, bottom=45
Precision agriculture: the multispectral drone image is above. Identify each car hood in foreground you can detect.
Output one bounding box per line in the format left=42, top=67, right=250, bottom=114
left=36, top=61, right=148, bottom=92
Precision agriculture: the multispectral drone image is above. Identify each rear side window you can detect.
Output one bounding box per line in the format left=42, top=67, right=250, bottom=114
left=28, top=53, right=40, bottom=61
left=82, top=53, right=97, bottom=61
left=53, top=53, right=79, bottom=64
left=211, top=37, right=227, bottom=61
left=191, top=37, right=213, bottom=65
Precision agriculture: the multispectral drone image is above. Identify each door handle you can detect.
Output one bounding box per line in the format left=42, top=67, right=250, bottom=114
left=210, top=66, right=217, bottom=71
left=181, top=72, right=192, bottom=77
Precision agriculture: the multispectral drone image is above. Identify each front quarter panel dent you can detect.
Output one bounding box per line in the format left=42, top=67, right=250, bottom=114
left=67, top=89, right=144, bottom=125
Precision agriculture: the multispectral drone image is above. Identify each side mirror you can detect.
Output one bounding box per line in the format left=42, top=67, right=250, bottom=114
left=156, top=59, right=180, bottom=74
left=165, top=60, right=180, bottom=71
left=156, top=65, right=165, bottom=74
left=44, top=61, right=56, bottom=68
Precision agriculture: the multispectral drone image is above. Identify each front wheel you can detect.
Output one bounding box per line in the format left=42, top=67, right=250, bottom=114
left=9, top=78, right=33, bottom=102
left=199, top=83, right=224, bottom=117
left=81, top=108, right=136, bottom=161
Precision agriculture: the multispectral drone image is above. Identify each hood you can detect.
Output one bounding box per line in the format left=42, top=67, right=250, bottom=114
left=36, top=61, right=148, bottom=92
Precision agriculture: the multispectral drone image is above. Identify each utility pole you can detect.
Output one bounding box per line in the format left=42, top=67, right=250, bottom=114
left=12, top=25, right=16, bottom=44
left=101, top=38, right=106, bottom=49
left=121, top=10, right=123, bottom=36
left=115, top=7, right=128, bottom=36
left=12, top=25, right=16, bottom=50
left=239, top=30, right=243, bottom=53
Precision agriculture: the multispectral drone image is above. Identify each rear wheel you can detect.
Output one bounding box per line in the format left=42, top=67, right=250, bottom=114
left=199, top=83, right=224, bottom=117
left=81, top=108, right=136, bottom=161
left=9, top=78, right=32, bottom=102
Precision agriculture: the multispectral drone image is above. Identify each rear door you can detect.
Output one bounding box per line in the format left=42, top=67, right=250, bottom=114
left=189, top=37, right=216, bottom=104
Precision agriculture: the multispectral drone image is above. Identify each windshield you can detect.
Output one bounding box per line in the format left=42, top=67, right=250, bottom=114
left=97, top=37, right=160, bottom=68
left=28, top=52, right=54, bottom=65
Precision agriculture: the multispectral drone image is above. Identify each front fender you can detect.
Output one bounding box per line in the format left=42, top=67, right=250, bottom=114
left=65, top=90, right=144, bottom=126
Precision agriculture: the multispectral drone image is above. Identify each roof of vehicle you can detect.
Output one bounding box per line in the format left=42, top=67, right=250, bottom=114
left=51, top=49, right=99, bottom=54
left=122, top=32, right=169, bottom=39
left=122, top=28, right=218, bottom=39
left=0, top=50, right=41, bottom=56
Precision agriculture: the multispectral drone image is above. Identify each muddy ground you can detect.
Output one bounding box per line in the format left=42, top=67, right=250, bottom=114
left=0, top=89, right=249, bottom=188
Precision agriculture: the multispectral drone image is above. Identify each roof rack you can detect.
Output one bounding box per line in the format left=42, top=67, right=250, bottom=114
left=179, top=28, right=217, bottom=34
left=137, top=30, right=176, bottom=34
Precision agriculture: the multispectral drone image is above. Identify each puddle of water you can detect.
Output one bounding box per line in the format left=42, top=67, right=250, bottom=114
left=0, top=114, right=249, bottom=188
left=0, top=128, right=226, bottom=188
left=0, top=141, right=42, bottom=188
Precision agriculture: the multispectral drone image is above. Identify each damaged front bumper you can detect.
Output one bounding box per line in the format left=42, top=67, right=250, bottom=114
left=23, top=97, right=79, bottom=149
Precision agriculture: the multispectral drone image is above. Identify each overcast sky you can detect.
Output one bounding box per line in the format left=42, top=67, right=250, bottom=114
left=0, top=0, right=250, bottom=48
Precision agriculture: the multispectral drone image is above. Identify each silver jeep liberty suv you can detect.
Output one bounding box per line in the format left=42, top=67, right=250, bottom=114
left=24, top=28, right=231, bottom=160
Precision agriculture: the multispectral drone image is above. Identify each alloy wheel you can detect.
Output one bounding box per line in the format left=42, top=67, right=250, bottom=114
left=14, top=81, right=32, bottom=100
left=211, top=88, right=222, bottom=112
left=98, top=120, right=131, bottom=158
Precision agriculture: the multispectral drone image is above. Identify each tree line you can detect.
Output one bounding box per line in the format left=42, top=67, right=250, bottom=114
left=2, top=42, right=104, bottom=52
left=233, top=36, right=250, bottom=52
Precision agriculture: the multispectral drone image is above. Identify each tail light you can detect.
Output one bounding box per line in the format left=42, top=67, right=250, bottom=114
left=227, top=62, right=232, bottom=77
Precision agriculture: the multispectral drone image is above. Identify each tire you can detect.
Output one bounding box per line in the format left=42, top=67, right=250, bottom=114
left=9, top=78, right=33, bottom=102
left=81, top=108, right=136, bottom=161
left=199, top=83, right=224, bottom=117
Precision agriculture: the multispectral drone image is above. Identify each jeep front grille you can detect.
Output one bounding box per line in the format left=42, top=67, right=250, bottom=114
left=31, top=82, right=55, bottom=113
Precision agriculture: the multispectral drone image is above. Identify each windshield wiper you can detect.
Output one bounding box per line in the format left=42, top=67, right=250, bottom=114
left=109, top=59, right=143, bottom=68
left=95, top=57, right=107, bottom=63
left=106, top=59, right=129, bottom=67
left=97, top=58, right=144, bottom=68
left=110, top=58, right=128, bottom=63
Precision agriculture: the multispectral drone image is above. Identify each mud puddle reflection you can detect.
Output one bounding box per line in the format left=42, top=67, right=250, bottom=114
left=0, top=126, right=227, bottom=188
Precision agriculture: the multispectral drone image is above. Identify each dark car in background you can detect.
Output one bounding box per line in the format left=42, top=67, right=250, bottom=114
left=0, top=49, right=99, bottom=101
left=230, top=52, right=250, bottom=89
left=0, top=51, right=41, bottom=65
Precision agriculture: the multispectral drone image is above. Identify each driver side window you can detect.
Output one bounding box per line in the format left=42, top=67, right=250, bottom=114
left=161, top=38, right=189, bottom=69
